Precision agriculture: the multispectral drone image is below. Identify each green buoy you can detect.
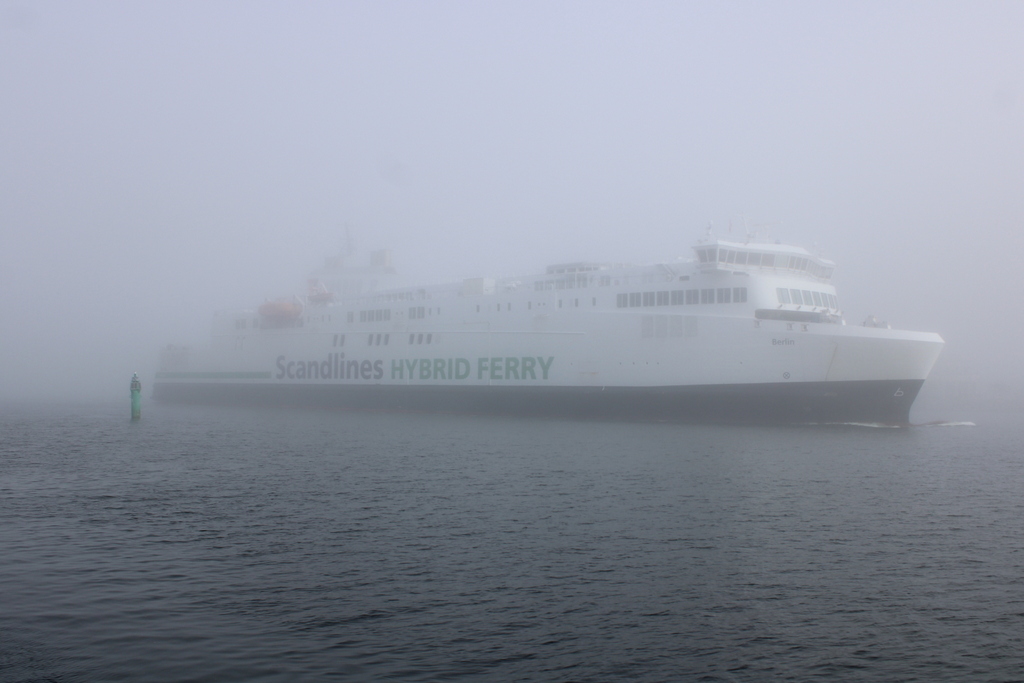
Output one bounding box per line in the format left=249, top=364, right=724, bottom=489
left=130, top=372, right=141, bottom=421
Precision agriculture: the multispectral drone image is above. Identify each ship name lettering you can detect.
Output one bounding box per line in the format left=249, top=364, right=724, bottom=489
left=772, top=338, right=795, bottom=346
left=477, top=356, right=553, bottom=381
left=275, top=354, right=553, bottom=382
left=275, top=354, right=382, bottom=380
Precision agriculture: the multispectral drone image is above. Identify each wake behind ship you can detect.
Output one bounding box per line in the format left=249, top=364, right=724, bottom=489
left=154, top=235, right=944, bottom=424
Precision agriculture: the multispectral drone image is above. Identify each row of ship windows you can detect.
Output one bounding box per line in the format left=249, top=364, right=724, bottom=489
left=532, top=274, right=695, bottom=291
left=333, top=333, right=435, bottom=347
left=616, top=287, right=748, bottom=308
left=696, top=248, right=835, bottom=278
left=776, top=288, right=838, bottom=308
left=352, top=306, right=436, bottom=323
left=640, top=314, right=697, bottom=339
left=358, top=309, right=391, bottom=323
left=533, top=275, right=614, bottom=290
left=478, top=298, right=599, bottom=313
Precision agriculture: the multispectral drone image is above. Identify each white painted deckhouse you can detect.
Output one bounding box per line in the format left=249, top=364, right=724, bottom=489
left=154, top=235, right=944, bottom=424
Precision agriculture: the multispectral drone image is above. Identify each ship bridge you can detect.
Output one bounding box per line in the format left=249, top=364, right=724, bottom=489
left=693, top=239, right=835, bottom=282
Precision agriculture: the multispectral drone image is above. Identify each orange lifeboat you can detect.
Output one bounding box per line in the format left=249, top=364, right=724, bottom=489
left=258, top=299, right=303, bottom=321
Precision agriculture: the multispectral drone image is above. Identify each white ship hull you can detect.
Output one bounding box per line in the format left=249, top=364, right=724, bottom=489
left=155, top=239, right=943, bottom=424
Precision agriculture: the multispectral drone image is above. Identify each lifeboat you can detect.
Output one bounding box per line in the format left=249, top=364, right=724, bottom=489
left=307, top=279, right=335, bottom=304
left=258, top=299, right=303, bottom=320
left=308, top=291, right=335, bottom=304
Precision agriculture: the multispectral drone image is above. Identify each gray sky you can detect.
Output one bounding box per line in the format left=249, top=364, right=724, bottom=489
left=2, top=1, right=1022, bottom=400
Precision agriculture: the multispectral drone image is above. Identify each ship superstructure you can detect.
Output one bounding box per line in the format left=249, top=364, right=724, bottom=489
left=155, top=236, right=944, bottom=424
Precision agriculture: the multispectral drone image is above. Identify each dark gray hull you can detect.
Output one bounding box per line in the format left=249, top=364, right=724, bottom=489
left=153, top=379, right=925, bottom=425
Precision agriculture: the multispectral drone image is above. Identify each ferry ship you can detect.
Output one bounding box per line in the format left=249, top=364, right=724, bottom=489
left=154, top=235, right=944, bottom=424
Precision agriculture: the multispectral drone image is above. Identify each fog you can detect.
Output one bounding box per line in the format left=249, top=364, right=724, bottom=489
left=2, top=1, right=1022, bottom=403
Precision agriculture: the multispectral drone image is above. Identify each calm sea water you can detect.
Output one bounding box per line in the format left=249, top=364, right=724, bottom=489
left=2, top=395, right=1023, bottom=682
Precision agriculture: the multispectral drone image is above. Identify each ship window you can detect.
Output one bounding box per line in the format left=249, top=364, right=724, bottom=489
left=761, top=254, right=774, bottom=267
left=697, top=249, right=707, bottom=263
left=717, top=288, right=731, bottom=303
left=686, top=289, right=699, bottom=305
left=359, top=311, right=366, bottom=322
left=656, top=315, right=668, bottom=338
left=701, top=289, right=714, bottom=304
left=643, top=292, right=655, bottom=306
left=476, top=305, right=480, bottom=313
left=600, top=275, right=611, bottom=286
left=333, top=334, right=338, bottom=346
left=641, top=316, right=654, bottom=338
left=592, top=297, right=597, bottom=306
left=829, top=294, right=838, bottom=308
left=747, top=253, right=761, bottom=266
left=529, top=301, right=533, bottom=310
left=733, top=287, right=747, bottom=303
left=777, top=288, right=791, bottom=304
left=735, top=252, right=747, bottom=265
left=802, top=290, right=814, bottom=305
left=376, top=333, right=382, bottom=345
left=427, top=334, right=432, bottom=344
left=384, top=334, right=389, bottom=345
left=657, top=291, right=669, bottom=306
left=559, top=300, right=563, bottom=308
left=617, top=293, right=627, bottom=308
left=341, top=334, right=346, bottom=346
left=629, top=292, right=641, bottom=307
left=718, top=250, right=728, bottom=263
left=812, top=291, right=823, bottom=307
left=409, top=334, right=414, bottom=344
left=368, top=335, right=373, bottom=345
left=347, top=312, right=354, bottom=323
left=418, top=334, right=423, bottom=344
left=726, top=251, right=737, bottom=264
left=790, top=289, right=803, bottom=304
left=671, top=290, right=684, bottom=305
left=574, top=298, right=579, bottom=307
